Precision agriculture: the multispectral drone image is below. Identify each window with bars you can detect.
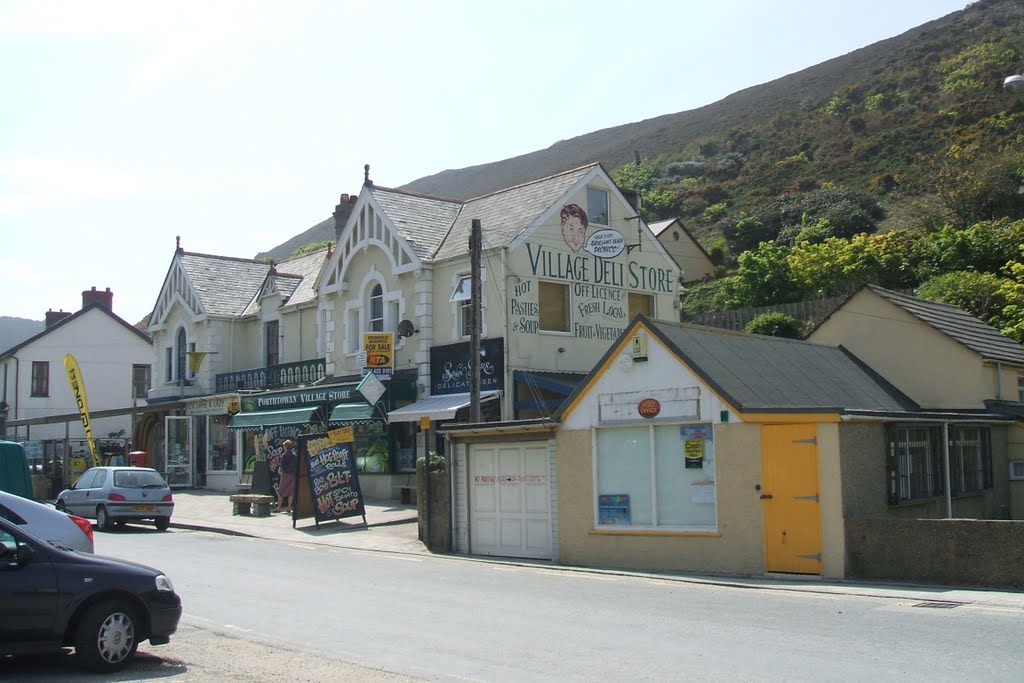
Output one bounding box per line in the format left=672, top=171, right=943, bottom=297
left=887, top=424, right=993, bottom=504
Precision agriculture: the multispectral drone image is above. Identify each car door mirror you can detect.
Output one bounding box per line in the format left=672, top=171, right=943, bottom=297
left=16, top=542, right=34, bottom=566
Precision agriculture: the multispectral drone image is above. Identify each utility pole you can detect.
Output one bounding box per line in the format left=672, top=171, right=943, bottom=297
left=469, top=219, right=482, bottom=422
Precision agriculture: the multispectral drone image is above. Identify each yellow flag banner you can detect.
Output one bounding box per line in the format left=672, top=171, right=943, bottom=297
left=187, top=351, right=208, bottom=375
left=63, top=354, right=99, bottom=468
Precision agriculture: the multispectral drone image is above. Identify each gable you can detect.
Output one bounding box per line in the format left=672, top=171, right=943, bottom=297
left=321, top=191, right=430, bottom=292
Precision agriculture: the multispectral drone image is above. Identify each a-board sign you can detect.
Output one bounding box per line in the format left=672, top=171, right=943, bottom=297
left=294, top=429, right=366, bottom=529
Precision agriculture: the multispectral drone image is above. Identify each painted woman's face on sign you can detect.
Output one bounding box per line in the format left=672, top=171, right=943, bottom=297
left=560, top=204, right=589, bottom=252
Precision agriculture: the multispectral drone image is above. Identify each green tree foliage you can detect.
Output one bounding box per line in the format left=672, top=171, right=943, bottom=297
left=745, top=312, right=803, bottom=339
left=917, top=270, right=1014, bottom=327
left=722, top=242, right=802, bottom=307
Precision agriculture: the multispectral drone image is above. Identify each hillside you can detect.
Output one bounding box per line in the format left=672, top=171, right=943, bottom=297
left=0, top=317, right=45, bottom=353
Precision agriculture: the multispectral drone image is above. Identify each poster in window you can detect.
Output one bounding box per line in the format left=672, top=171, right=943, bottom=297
left=680, top=423, right=712, bottom=469
left=598, top=494, right=631, bottom=525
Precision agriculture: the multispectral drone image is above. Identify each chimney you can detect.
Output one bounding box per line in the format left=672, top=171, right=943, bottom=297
left=333, top=191, right=357, bottom=243
left=82, top=286, right=113, bottom=311
left=45, top=310, right=73, bottom=328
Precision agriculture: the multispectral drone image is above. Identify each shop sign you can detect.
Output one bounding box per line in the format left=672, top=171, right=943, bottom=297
left=637, top=398, right=660, bottom=418
left=245, top=384, right=359, bottom=411
left=430, top=337, right=504, bottom=396
left=186, top=395, right=241, bottom=416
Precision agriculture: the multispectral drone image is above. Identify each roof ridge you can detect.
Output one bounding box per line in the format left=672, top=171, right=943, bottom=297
left=370, top=185, right=464, bottom=204
left=463, top=163, right=599, bottom=203
left=182, top=251, right=270, bottom=266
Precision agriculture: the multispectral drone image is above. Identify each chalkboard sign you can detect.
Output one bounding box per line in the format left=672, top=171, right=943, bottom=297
left=296, top=431, right=366, bottom=529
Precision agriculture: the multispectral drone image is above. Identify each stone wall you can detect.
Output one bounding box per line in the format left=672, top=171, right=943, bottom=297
left=416, top=461, right=451, bottom=552
left=845, top=518, right=1024, bottom=588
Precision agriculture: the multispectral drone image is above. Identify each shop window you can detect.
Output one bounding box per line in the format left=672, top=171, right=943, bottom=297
left=206, top=415, right=237, bottom=472
left=30, top=361, right=49, bottom=397
left=132, top=364, right=151, bottom=399
left=594, top=423, right=716, bottom=529
left=587, top=186, right=609, bottom=226
left=539, top=281, right=570, bottom=332
left=265, top=320, right=280, bottom=367
left=628, top=292, right=654, bottom=319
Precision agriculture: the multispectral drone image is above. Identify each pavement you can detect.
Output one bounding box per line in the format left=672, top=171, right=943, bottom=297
left=167, top=489, right=1024, bottom=612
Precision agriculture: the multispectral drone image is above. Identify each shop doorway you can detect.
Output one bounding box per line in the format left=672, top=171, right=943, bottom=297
left=164, top=416, right=193, bottom=488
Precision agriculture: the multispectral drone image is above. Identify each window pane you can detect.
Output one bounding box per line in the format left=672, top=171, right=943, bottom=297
left=370, top=284, right=384, bottom=331
left=596, top=427, right=652, bottom=525
left=460, top=300, right=472, bottom=337
left=133, top=364, right=151, bottom=399
left=265, top=321, right=280, bottom=366
left=655, top=424, right=716, bottom=528
left=587, top=187, right=609, bottom=226
left=176, top=328, right=187, bottom=380
left=538, top=281, right=569, bottom=332
left=207, top=415, right=236, bottom=472
left=628, top=292, right=654, bottom=319
left=31, top=361, right=49, bottom=396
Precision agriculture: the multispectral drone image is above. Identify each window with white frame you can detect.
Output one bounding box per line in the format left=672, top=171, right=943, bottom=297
left=628, top=292, right=654, bottom=319
left=587, top=186, right=609, bottom=226
left=538, top=281, right=570, bottom=332
left=369, top=284, right=384, bottom=332
left=175, top=328, right=187, bottom=381
left=132, top=364, right=151, bottom=399
left=594, top=423, right=716, bottom=529
left=887, top=424, right=993, bottom=504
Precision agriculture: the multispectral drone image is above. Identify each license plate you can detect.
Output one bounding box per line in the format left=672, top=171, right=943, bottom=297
left=131, top=505, right=155, bottom=512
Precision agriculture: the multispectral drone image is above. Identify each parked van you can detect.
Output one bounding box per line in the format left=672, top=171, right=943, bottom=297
left=0, top=440, right=34, bottom=500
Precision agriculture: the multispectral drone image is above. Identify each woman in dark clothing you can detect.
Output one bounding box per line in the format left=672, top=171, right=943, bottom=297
left=276, top=439, right=298, bottom=513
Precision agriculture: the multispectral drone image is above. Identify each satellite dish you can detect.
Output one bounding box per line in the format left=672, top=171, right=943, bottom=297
left=397, top=319, right=416, bottom=338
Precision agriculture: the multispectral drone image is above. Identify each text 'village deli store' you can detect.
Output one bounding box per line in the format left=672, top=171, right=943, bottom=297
left=225, top=380, right=416, bottom=499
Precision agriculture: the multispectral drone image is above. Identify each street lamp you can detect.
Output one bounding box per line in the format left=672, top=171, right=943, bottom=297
left=1004, top=74, right=1024, bottom=101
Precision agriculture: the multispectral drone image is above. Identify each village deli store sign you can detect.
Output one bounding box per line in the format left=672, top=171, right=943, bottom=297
left=241, top=385, right=359, bottom=412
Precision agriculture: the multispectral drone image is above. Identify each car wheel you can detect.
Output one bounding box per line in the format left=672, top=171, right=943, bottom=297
left=96, top=506, right=113, bottom=532
left=73, top=599, right=140, bottom=673
left=154, top=516, right=171, bottom=531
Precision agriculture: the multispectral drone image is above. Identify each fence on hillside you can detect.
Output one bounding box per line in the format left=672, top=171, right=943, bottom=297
left=688, top=288, right=915, bottom=334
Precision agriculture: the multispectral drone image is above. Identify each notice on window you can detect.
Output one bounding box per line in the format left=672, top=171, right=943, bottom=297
left=598, top=494, right=631, bottom=525
left=684, top=439, right=704, bottom=468
left=690, top=481, right=716, bottom=504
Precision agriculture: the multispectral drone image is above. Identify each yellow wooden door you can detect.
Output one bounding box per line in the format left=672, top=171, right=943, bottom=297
left=760, top=424, right=822, bottom=574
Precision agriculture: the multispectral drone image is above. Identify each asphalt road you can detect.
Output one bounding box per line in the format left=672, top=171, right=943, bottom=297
left=8, top=527, right=1024, bottom=681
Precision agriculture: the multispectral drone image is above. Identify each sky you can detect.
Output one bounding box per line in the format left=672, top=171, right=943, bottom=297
left=0, top=0, right=974, bottom=325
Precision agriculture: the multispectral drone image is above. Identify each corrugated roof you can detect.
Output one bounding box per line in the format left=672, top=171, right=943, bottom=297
left=867, top=285, right=1024, bottom=367
left=369, top=188, right=461, bottom=259
left=432, top=165, right=596, bottom=261
left=647, top=319, right=916, bottom=413
left=178, top=253, right=270, bottom=317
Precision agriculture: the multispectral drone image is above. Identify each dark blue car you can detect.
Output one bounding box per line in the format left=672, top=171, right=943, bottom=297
left=0, top=516, right=182, bottom=672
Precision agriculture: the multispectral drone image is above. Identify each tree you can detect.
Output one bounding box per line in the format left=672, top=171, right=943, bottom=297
left=722, top=242, right=802, bottom=307
left=745, top=312, right=803, bottom=339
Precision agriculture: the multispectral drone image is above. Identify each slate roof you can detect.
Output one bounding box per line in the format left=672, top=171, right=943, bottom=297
left=0, top=303, right=151, bottom=359
left=866, top=285, right=1024, bottom=367
left=369, top=187, right=462, bottom=259
left=179, top=253, right=271, bottom=317
left=557, top=316, right=917, bottom=417
left=275, top=248, right=329, bottom=308
left=433, top=165, right=596, bottom=261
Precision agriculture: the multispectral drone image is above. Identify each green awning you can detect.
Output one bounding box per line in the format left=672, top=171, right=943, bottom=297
left=227, top=407, right=319, bottom=432
left=327, top=403, right=377, bottom=425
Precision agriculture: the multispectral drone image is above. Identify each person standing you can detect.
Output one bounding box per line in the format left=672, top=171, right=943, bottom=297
left=276, top=439, right=298, bottom=514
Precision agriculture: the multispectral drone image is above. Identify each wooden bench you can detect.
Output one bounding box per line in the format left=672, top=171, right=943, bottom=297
left=229, top=494, right=275, bottom=517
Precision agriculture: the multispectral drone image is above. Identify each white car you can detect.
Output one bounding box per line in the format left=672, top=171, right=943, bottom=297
left=0, top=489, right=95, bottom=553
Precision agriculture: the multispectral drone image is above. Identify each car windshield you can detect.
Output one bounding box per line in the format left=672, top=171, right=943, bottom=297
left=113, top=470, right=168, bottom=489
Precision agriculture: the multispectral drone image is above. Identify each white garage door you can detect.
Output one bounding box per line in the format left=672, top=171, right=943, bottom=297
left=469, top=442, right=551, bottom=559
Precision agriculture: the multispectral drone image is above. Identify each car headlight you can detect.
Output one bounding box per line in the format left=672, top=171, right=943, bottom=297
left=155, top=574, right=175, bottom=592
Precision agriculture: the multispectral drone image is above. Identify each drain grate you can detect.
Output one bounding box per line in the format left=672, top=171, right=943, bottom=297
left=912, top=601, right=962, bottom=609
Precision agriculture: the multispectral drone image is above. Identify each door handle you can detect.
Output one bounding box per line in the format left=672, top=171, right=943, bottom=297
left=759, top=494, right=773, bottom=500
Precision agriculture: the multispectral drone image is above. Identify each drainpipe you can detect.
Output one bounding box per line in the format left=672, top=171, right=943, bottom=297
left=995, top=361, right=1003, bottom=400
left=11, top=354, right=19, bottom=423
left=942, top=421, right=952, bottom=519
